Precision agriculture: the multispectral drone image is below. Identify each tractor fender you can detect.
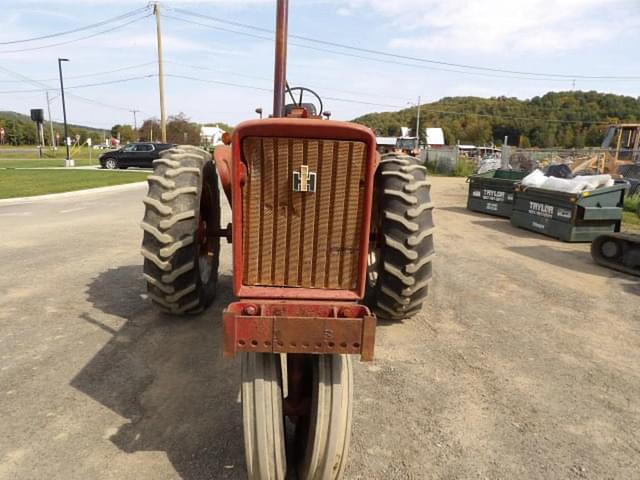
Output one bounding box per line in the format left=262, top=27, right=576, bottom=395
left=214, top=144, right=232, bottom=202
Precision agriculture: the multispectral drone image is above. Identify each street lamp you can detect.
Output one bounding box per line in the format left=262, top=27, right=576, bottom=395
left=58, top=58, right=73, bottom=167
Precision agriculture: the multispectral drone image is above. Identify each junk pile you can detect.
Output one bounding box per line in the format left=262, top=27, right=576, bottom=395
left=521, top=169, right=614, bottom=194
left=477, top=156, right=503, bottom=174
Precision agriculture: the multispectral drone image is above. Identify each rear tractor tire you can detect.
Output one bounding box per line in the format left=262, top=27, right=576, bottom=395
left=367, top=153, right=435, bottom=321
left=140, top=145, right=220, bottom=315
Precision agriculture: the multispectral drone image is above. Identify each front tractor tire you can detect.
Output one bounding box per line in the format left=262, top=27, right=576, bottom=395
left=241, top=353, right=353, bottom=480
left=367, top=153, right=435, bottom=321
left=140, top=146, right=220, bottom=315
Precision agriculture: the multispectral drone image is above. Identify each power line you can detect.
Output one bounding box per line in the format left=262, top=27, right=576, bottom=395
left=162, top=14, right=571, bottom=83
left=0, top=61, right=156, bottom=83
left=0, top=7, right=148, bottom=45
left=0, top=14, right=151, bottom=54
left=170, top=8, right=640, bottom=81
left=164, top=59, right=415, bottom=103
left=0, top=61, right=619, bottom=125
left=165, top=73, right=272, bottom=92
left=0, top=64, right=147, bottom=114
left=0, top=74, right=157, bottom=94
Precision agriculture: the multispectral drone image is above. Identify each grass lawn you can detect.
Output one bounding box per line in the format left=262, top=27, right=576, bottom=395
left=0, top=159, right=95, bottom=168
left=622, top=211, right=640, bottom=232
left=0, top=145, right=104, bottom=167
left=0, top=170, right=148, bottom=199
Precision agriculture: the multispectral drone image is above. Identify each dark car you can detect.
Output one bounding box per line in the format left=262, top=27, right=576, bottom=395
left=99, top=142, right=175, bottom=169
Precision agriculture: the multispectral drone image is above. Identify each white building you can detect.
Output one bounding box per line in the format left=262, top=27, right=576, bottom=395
left=425, top=128, right=445, bottom=147
left=200, top=125, right=226, bottom=146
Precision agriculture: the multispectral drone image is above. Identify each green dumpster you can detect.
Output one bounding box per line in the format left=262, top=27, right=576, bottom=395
left=467, top=169, right=528, bottom=218
left=510, top=183, right=625, bottom=242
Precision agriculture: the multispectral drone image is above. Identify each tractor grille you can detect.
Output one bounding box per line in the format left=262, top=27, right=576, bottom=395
left=241, top=136, right=367, bottom=289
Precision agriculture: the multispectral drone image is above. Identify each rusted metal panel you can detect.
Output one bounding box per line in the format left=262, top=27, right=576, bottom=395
left=274, top=138, right=289, bottom=284
left=231, top=118, right=378, bottom=301
left=241, top=136, right=367, bottom=290
left=223, top=300, right=376, bottom=360
left=300, top=140, right=319, bottom=287
left=261, top=138, right=276, bottom=282
left=287, top=139, right=304, bottom=284
left=314, top=140, right=334, bottom=287
left=273, top=317, right=363, bottom=355
left=327, top=142, right=349, bottom=286
left=341, top=142, right=366, bottom=288
left=243, top=138, right=262, bottom=283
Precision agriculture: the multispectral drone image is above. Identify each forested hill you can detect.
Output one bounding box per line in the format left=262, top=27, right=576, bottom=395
left=352, top=91, right=640, bottom=148
left=0, top=111, right=104, bottom=145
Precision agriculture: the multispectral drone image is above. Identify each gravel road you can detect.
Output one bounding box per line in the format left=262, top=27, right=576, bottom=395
left=0, top=177, right=638, bottom=479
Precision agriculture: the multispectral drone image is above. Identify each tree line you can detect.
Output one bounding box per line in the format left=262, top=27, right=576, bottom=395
left=110, top=113, right=195, bottom=145
left=0, top=110, right=232, bottom=147
left=352, top=91, right=640, bottom=148
left=112, top=114, right=233, bottom=145
left=0, top=111, right=105, bottom=146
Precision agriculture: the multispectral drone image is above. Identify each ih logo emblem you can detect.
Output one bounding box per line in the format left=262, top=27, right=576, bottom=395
left=293, top=165, right=316, bottom=192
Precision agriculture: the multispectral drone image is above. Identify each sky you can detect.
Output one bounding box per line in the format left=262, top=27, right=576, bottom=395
left=0, top=0, right=639, bottom=130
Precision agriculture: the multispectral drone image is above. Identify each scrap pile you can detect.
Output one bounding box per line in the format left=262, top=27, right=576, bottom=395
left=521, top=169, right=614, bottom=194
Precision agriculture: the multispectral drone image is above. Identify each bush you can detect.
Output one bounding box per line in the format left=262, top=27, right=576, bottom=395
left=425, top=158, right=475, bottom=177
left=451, top=158, right=475, bottom=177
left=624, top=193, right=640, bottom=214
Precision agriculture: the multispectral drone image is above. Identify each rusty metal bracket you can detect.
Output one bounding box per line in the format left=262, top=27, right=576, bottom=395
left=223, top=301, right=376, bottom=361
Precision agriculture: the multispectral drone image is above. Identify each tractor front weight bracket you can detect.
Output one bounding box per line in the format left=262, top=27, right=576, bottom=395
left=223, top=300, right=376, bottom=361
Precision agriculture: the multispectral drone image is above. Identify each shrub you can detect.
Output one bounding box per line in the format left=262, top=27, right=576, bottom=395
left=623, top=193, right=640, bottom=214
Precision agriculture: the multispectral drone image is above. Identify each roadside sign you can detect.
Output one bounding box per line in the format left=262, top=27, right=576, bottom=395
left=87, top=137, right=92, bottom=146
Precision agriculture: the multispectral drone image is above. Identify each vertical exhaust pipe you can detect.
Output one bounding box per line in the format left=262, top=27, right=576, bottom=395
left=273, top=0, right=289, bottom=118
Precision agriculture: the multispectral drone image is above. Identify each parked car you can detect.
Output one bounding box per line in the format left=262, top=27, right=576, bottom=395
left=99, top=142, right=175, bottom=169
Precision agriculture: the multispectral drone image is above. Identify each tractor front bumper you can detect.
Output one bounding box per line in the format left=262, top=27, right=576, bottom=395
left=223, top=301, right=376, bottom=361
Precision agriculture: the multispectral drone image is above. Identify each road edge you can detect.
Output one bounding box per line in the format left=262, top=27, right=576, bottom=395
left=0, top=181, right=147, bottom=205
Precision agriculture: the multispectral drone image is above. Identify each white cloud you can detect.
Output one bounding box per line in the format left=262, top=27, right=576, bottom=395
left=340, top=0, right=639, bottom=54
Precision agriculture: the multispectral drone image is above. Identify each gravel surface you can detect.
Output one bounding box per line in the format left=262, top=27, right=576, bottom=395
left=0, top=177, right=638, bottom=479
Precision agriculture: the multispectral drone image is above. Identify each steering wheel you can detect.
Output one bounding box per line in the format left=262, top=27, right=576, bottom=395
left=286, top=86, right=323, bottom=116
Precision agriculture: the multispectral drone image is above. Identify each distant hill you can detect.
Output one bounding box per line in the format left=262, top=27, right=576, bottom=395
left=352, top=91, right=640, bottom=148
left=0, top=111, right=105, bottom=145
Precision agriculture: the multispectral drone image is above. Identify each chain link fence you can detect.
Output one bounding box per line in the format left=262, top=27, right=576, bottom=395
left=502, top=147, right=640, bottom=174
left=421, top=145, right=640, bottom=175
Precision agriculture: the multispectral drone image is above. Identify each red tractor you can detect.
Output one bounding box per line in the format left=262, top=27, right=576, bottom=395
left=139, top=1, right=435, bottom=477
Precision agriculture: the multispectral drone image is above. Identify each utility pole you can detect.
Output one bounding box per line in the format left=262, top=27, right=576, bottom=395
left=273, top=0, right=289, bottom=117
left=130, top=109, right=139, bottom=130
left=45, top=91, right=55, bottom=149
left=153, top=2, right=167, bottom=142
left=415, top=95, right=422, bottom=149
left=58, top=58, right=73, bottom=167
